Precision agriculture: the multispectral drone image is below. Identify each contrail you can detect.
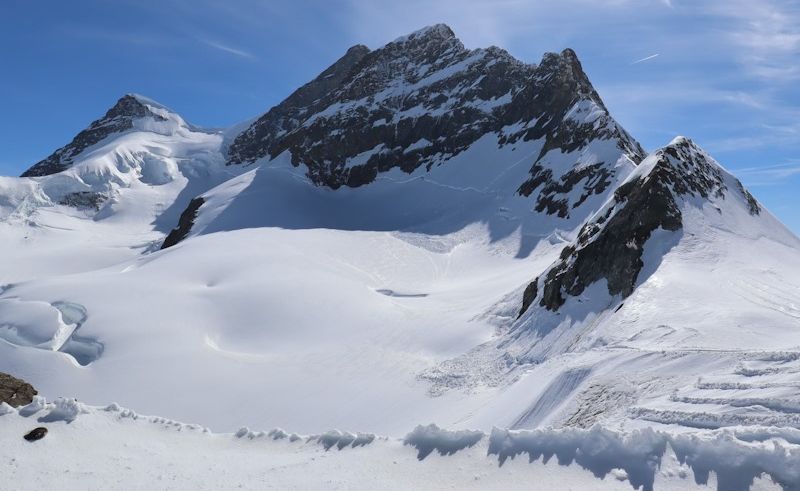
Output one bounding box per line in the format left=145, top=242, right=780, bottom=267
left=632, top=54, right=660, bottom=64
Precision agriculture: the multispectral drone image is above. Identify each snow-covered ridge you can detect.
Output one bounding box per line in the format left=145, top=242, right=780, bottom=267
left=2, top=397, right=796, bottom=490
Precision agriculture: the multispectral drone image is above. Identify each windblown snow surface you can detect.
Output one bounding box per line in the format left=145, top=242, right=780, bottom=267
left=3, top=35, right=800, bottom=489
left=1, top=398, right=795, bottom=491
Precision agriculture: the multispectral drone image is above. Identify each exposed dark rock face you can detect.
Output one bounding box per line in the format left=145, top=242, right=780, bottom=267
left=520, top=137, right=729, bottom=315
left=24, top=427, right=48, bottom=442
left=58, top=191, right=107, bottom=210
left=227, top=44, right=371, bottom=167
left=160, top=197, right=204, bottom=249
left=226, top=24, right=644, bottom=198
left=524, top=162, right=613, bottom=219
left=519, top=278, right=539, bottom=318
left=736, top=179, right=761, bottom=216
left=0, top=372, right=38, bottom=407
left=21, top=95, right=166, bottom=177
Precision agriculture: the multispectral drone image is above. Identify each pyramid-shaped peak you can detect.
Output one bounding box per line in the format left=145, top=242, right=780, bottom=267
left=660, top=135, right=703, bottom=156
left=656, top=137, right=729, bottom=174
left=104, top=94, right=158, bottom=119
left=20, top=94, right=172, bottom=177
left=667, top=135, right=691, bottom=146
left=539, top=48, right=582, bottom=66
left=618, top=136, right=726, bottom=207
left=123, top=93, right=175, bottom=113
left=343, top=44, right=370, bottom=57
left=392, top=23, right=457, bottom=44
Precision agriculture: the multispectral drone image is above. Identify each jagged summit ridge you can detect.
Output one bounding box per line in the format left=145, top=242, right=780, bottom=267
left=391, top=23, right=457, bottom=44
left=226, top=23, right=643, bottom=193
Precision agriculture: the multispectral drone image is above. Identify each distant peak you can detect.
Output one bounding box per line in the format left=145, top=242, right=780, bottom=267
left=102, top=94, right=166, bottom=121
left=124, top=93, right=172, bottom=112
left=657, top=136, right=714, bottom=168
left=667, top=135, right=690, bottom=146
left=20, top=94, right=171, bottom=178
left=344, top=44, right=370, bottom=57
left=392, top=23, right=457, bottom=44
left=662, top=136, right=704, bottom=154
left=560, top=48, right=579, bottom=62
left=539, top=48, right=585, bottom=73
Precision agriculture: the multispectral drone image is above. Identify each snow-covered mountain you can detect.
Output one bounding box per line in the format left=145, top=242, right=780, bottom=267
left=226, top=25, right=643, bottom=190
left=3, top=25, right=800, bottom=487
left=160, top=25, right=644, bottom=254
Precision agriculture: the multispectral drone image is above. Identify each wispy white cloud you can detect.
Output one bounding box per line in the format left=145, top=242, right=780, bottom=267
left=598, top=83, right=769, bottom=110
left=705, top=121, right=800, bottom=153
left=703, top=0, right=800, bottom=82
left=202, top=39, right=255, bottom=59
left=730, top=160, right=800, bottom=186
left=58, top=24, right=174, bottom=46
left=631, top=53, right=659, bottom=64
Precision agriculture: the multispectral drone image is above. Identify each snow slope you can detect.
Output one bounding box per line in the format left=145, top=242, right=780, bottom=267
left=0, top=223, right=563, bottom=434
left=445, top=137, right=800, bottom=434
left=2, top=138, right=799, bottom=440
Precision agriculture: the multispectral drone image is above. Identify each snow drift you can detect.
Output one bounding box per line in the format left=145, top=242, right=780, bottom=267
left=1, top=398, right=796, bottom=490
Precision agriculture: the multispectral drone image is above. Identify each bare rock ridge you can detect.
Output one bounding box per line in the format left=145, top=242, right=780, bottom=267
left=0, top=372, right=38, bottom=408
left=226, top=23, right=644, bottom=190
left=21, top=94, right=166, bottom=177
left=519, top=137, right=760, bottom=316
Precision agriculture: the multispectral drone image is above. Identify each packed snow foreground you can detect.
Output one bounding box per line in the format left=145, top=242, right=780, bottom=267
left=1, top=397, right=796, bottom=490
left=2, top=24, right=800, bottom=489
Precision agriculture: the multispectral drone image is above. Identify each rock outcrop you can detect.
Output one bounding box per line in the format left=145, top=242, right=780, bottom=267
left=161, top=197, right=205, bottom=249
left=519, top=137, right=748, bottom=315
left=0, top=372, right=38, bottom=407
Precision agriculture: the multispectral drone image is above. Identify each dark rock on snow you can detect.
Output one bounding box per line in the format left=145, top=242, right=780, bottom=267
left=161, top=197, right=205, bottom=249
left=58, top=191, right=107, bottom=210
left=24, top=427, right=48, bottom=442
left=520, top=137, right=731, bottom=315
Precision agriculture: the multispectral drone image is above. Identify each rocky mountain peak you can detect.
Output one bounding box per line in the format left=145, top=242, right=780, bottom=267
left=108, top=94, right=158, bottom=119
left=391, top=23, right=458, bottom=46
left=518, top=136, right=761, bottom=317
left=226, top=25, right=643, bottom=200
left=21, top=94, right=168, bottom=178
left=642, top=137, right=726, bottom=199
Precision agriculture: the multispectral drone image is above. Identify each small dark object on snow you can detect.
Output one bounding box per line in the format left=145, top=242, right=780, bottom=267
left=24, top=427, right=48, bottom=442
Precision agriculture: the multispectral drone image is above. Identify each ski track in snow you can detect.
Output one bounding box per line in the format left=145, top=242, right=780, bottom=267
left=511, top=368, right=591, bottom=429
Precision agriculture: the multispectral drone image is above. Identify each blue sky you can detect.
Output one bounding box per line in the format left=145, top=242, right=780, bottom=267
left=1, top=0, right=798, bottom=231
